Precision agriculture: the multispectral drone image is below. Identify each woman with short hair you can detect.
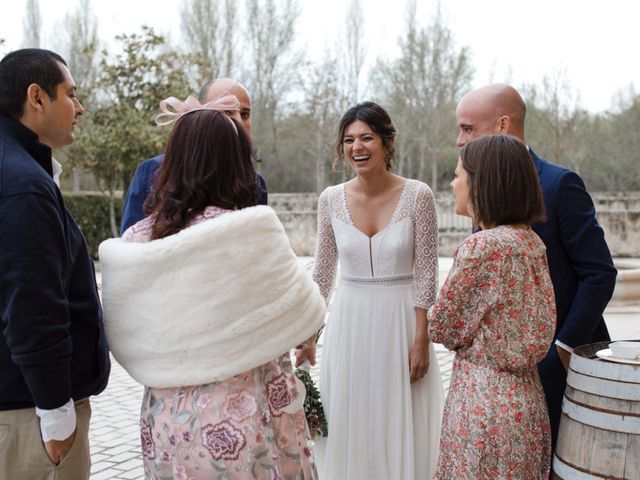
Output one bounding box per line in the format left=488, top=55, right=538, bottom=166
left=429, top=134, right=555, bottom=479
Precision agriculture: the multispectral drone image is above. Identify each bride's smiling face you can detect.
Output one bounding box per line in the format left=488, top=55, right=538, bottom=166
left=342, top=120, right=386, bottom=175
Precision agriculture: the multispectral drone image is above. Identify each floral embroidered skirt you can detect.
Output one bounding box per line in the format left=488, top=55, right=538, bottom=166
left=140, top=355, right=317, bottom=479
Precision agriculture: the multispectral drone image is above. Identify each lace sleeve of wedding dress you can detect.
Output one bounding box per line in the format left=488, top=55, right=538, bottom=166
left=312, top=188, right=338, bottom=304
left=413, top=182, right=439, bottom=310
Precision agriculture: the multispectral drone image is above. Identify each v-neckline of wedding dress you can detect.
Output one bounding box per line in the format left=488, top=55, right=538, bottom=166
left=340, top=180, right=410, bottom=239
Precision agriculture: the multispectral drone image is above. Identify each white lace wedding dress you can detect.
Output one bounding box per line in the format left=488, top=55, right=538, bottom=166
left=313, top=179, right=444, bottom=479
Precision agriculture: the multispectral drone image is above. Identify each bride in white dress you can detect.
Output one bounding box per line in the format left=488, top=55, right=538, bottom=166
left=297, top=102, right=444, bottom=479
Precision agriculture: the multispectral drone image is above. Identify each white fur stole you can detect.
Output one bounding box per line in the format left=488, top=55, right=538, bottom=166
left=99, top=206, right=325, bottom=388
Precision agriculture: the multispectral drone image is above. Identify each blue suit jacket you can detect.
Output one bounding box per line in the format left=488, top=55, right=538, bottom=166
left=531, top=149, right=616, bottom=348
left=530, top=148, right=616, bottom=453
left=120, top=154, right=268, bottom=235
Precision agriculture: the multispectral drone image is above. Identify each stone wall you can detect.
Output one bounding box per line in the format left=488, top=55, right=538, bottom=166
left=270, top=194, right=319, bottom=256
left=271, top=192, right=640, bottom=257
left=592, top=193, right=640, bottom=258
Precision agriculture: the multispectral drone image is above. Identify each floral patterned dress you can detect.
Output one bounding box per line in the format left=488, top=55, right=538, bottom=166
left=122, top=207, right=317, bottom=480
left=428, top=226, right=556, bottom=480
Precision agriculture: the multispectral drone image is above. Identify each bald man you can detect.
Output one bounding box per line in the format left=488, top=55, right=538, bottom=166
left=456, top=84, right=617, bottom=471
left=119, top=78, right=267, bottom=234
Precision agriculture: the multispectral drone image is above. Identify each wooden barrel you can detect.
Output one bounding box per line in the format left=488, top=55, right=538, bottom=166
left=553, top=341, right=640, bottom=479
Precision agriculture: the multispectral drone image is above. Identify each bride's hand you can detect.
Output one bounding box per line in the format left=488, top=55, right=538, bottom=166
left=408, top=336, right=430, bottom=383
left=294, top=345, right=316, bottom=367
left=294, top=335, right=317, bottom=367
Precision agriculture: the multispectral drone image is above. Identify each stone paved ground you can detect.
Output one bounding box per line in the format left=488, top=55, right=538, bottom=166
left=89, top=359, right=145, bottom=479
left=89, top=257, right=638, bottom=479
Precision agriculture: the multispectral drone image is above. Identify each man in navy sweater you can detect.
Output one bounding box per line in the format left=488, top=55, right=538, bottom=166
left=120, top=78, right=268, bottom=234
left=0, top=49, right=110, bottom=479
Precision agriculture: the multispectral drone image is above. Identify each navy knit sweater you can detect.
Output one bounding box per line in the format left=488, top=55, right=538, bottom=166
left=0, top=115, right=110, bottom=410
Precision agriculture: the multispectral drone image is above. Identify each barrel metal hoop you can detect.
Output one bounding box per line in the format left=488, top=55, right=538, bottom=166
left=571, top=354, right=640, bottom=384
left=553, top=454, right=625, bottom=480
left=562, top=395, right=640, bottom=434
left=567, top=370, right=640, bottom=402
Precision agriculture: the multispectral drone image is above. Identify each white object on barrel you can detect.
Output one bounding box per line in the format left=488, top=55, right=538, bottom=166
left=609, top=341, right=640, bottom=360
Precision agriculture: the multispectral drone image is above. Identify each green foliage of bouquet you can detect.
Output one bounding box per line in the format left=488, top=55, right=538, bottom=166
left=295, top=363, right=328, bottom=438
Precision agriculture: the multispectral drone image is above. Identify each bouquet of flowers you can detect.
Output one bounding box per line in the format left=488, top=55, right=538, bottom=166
left=296, top=260, right=328, bottom=438
left=295, top=360, right=328, bottom=438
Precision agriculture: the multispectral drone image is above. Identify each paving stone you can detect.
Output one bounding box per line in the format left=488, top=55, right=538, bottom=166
left=112, top=458, right=144, bottom=471
left=90, top=469, right=120, bottom=480
left=90, top=453, right=109, bottom=463
left=106, top=451, right=139, bottom=463
left=117, top=467, right=146, bottom=479
left=102, top=444, right=136, bottom=456
left=90, top=460, right=117, bottom=473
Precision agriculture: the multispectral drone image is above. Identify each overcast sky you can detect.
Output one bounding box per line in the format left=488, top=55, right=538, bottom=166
left=3, top=0, right=638, bottom=112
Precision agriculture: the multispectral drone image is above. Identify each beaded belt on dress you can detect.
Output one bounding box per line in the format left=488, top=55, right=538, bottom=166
left=340, top=274, right=414, bottom=286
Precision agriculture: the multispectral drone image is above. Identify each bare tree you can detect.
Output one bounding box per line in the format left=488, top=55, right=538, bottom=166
left=523, top=71, right=591, bottom=174
left=59, top=0, right=100, bottom=99
left=372, top=1, right=473, bottom=190
left=244, top=0, right=302, bottom=161
left=50, top=0, right=101, bottom=191
left=588, top=87, right=640, bottom=190
left=180, top=0, right=238, bottom=81
left=22, top=0, right=43, bottom=47
left=344, top=0, right=366, bottom=103
left=221, top=0, right=238, bottom=76
left=304, top=50, right=349, bottom=191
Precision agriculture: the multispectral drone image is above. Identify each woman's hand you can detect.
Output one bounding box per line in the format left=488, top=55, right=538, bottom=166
left=295, top=345, right=316, bottom=367
left=294, top=335, right=317, bottom=367
left=408, top=336, right=430, bottom=383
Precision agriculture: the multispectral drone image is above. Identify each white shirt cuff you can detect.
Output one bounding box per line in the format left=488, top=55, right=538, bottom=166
left=35, top=398, right=76, bottom=442
left=51, top=157, right=63, bottom=187
left=555, top=339, right=574, bottom=354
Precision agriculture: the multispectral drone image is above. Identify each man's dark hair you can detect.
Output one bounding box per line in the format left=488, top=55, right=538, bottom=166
left=336, top=101, right=397, bottom=171
left=0, top=48, right=67, bottom=118
left=145, top=110, right=258, bottom=240
left=460, top=134, right=546, bottom=227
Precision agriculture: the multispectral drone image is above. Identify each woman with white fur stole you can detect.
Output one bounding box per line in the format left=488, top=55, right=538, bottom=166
left=99, top=95, right=325, bottom=479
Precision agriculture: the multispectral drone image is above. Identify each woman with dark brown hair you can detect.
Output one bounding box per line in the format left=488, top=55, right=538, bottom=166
left=143, top=105, right=258, bottom=240
left=428, top=134, right=556, bottom=479
left=99, top=96, right=325, bottom=479
left=303, top=101, right=444, bottom=479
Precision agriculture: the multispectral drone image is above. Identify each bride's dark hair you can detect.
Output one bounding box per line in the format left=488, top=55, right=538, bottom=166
left=144, top=110, right=258, bottom=240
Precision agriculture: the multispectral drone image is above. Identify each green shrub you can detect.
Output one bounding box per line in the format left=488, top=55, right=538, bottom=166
left=63, top=192, right=123, bottom=258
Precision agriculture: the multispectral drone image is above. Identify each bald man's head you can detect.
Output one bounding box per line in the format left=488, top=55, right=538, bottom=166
left=455, top=83, right=526, bottom=147
left=199, top=78, right=252, bottom=132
